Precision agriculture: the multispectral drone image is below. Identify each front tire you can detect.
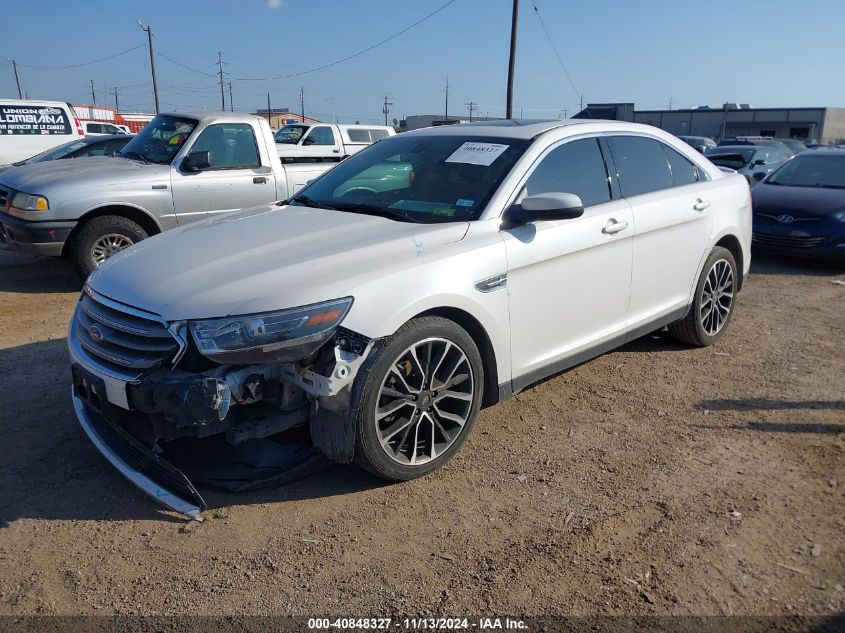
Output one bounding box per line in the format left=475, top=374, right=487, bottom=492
left=70, top=215, right=148, bottom=278
left=668, top=246, right=738, bottom=347
left=354, top=316, right=484, bottom=481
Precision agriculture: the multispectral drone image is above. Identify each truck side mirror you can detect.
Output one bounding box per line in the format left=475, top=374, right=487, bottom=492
left=182, top=150, right=212, bottom=172
left=502, top=192, right=585, bottom=228
left=302, top=136, right=316, bottom=146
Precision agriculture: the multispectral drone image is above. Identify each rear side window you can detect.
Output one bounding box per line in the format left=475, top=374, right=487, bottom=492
left=608, top=136, right=674, bottom=197
left=0, top=104, right=71, bottom=135
left=348, top=128, right=390, bottom=143
left=190, top=123, right=260, bottom=169
left=663, top=145, right=701, bottom=186
left=523, top=137, right=611, bottom=207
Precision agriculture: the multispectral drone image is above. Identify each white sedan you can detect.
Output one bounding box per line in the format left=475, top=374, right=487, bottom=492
left=69, top=119, right=751, bottom=518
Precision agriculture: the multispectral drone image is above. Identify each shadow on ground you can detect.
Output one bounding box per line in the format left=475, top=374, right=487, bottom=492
left=0, top=251, right=81, bottom=294
left=0, top=338, right=385, bottom=526
left=749, top=251, right=845, bottom=277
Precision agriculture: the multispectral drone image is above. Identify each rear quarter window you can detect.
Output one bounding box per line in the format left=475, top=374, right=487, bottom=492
left=0, top=104, right=72, bottom=135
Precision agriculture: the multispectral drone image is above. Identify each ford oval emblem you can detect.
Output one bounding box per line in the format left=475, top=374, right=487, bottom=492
left=777, top=214, right=795, bottom=223
left=88, top=325, right=103, bottom=342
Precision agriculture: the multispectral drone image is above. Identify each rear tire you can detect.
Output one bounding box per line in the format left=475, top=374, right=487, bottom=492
left=668, top=246, right=738, bottom=347
left=354, top=316, right=484, bottom=481
left=70, top=215, right=148, bottom=278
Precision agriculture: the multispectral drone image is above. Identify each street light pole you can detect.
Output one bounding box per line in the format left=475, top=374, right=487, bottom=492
left=137, top=22, right=160, bottom=113
left=505, top=0, right=519, bottom=119
left=7, top=58, right=23, bottom=99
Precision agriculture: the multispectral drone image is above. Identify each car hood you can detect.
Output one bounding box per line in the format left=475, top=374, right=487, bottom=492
left=88, top=204, right=470, bottom=321
left=753, top=183, right=845, bottom=217
left=0, top=156, right=168, bottom=192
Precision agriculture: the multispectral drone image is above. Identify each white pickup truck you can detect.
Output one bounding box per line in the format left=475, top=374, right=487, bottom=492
left=0, top=112, right=333, bottom=276
left=274, top=123, right=395, bottom=163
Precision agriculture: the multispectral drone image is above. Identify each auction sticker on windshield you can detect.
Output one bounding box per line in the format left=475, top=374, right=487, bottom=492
left=445, top=142, right=509, bottom=166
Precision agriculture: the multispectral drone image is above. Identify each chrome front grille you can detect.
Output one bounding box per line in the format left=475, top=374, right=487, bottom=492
left=75, top=292, right=178, bottom=371
left=752, top=233, right=826, bottom=249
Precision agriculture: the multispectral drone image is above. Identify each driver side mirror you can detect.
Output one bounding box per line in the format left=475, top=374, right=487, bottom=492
left=752, top=158, right=766, bottom=166
left=752, top=171, right=766, bottom=182
left=301, top=136, right=316, bottom=146
left=502, top=192, right=585, bottom=229
left=182, top=150, right=211, bottom=172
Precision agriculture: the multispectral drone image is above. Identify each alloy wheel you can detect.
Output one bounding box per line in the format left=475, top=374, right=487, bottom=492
left=700, top=258, right=734, bottom=336
left=91, top=233, right=134, bottom=266
left=374, top=337, right=474, bottom=466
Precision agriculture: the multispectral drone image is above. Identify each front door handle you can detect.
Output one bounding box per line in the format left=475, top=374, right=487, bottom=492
left=253, top=176, right=268, bottom=184
left=693, top=198, right=711, bottom=211
left=602, top=218, right=629, bottom=235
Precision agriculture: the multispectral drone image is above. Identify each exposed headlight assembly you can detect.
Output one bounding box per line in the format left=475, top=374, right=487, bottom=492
left=189, top=297, right=353, bottom=364
left=11, top=191, right=49, bottom=211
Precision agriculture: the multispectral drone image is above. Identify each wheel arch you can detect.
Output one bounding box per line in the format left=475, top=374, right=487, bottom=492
left=714, top=233, right=744, bottom=290
left=413, top=306, right=500, bottom=408
left=62, top=205, right=163, bottom=256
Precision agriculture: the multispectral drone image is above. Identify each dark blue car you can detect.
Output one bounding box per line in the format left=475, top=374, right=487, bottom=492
left=752, top=148, right=845, bottom=261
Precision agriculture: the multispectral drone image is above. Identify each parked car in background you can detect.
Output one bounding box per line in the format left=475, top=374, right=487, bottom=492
left=705, top=145, right=787, bottom=184
left=0, top=99, right=84, bottom=164
left=275, top=123, right=395, bottom=163
left=751, top=148, right=845, bottom=260
left=0, top=112, right=333, bottom=276
left=0, top=134, right=132, bottom=171
left=717, top=137, right=795, bottom=158
left=81, top=120, right=129, bottom=136
left=678, top=135, right=716, bottom=153
left=775, top=138, right=807, bottom=155
left=66, top=119, right=751, bottom=518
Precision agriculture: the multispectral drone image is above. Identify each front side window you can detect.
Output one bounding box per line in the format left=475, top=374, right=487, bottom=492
left=663, top=145, right=701, bottom=186
left=305, top=126, right=335, bottom=146
left=522, top=137, right=611, bottom=207
left=294, top=135, right=530, bottom=223
left=189, top=123, right=260, bottom=170
left=608, top=136, right=674, bottom=197
left=119, top=115, right=198, bottom=164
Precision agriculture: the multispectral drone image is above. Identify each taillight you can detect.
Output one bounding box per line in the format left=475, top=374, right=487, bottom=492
left=74, top=118, right=84, bottom=135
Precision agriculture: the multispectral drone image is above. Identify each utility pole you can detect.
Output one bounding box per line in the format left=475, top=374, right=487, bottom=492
left=90, top=79, right=97, bottom=105
left=382, top=95, right=393, bottom=126
left=465, top=101, right=477, bottom=122
left=326, top=97, right=335, bottom=123
left=669, top=96, right=673, bottom=110
left=505, top=0, right=519, bottom=119
left=217, top=52, right=226, bottom=111
left=444, top=77, right=449, bottom=121
left=299, top=86, right=305, bottom=122
left=137, top=22, right=160, bottom=113
left=7, top=58, right=22, bottom=99
left=580, top=95, right=584, bottom=111
left=228, top=81, right=234, bottom=112
left=111, top=87, right=119, bottom=112
left=266, top=93, right=272, bottom=124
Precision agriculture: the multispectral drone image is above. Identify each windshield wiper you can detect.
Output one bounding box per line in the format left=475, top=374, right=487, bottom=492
left=120, top=151, right=150, bottom=165
left=287, top=194, right=337, bottom=210
left=329, top=202, right=417, bottom=223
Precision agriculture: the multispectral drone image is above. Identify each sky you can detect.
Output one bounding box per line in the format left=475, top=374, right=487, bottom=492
left=2, top=0, right=844, bottom=123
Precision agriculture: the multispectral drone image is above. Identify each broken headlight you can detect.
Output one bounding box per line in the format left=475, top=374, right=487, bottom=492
left=189, top=297, right=353, bottom=364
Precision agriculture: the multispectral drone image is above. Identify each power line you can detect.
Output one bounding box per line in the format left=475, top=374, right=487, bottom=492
left=158, top=52, right=217, bottom=77
left=530, top=0, right=585, bottom=112
left=16, top=43, right=145, bottom=69
left=234, top=0, right=459, bottom=81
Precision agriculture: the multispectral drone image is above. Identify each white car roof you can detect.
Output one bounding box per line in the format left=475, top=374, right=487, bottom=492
left=400, top=118, right=672, bottom=140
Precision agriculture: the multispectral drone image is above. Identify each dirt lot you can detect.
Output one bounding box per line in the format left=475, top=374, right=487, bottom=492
left=0, top=249, right=843, bottom=620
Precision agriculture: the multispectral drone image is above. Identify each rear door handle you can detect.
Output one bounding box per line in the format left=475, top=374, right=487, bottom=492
left=253, top=176, right=268, bottom=184
left=602, top=219, right=629, bottom=235
left=693, top=198, right=711, bottom=211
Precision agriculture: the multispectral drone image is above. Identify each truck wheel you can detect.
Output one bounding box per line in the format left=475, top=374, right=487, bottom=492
left=70, top=215, right=148, bottom=278
left=354, top=316, right=484, bottom=481
left=668, top=246, right=738, bottom=347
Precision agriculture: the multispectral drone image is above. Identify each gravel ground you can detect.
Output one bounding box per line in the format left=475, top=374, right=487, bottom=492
left=0, top=249, right=843, bottom=619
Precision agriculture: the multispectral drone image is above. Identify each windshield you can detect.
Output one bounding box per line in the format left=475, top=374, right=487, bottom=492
left=274, top=125, right=309, bottom=144
left=766, top=154, right=845, bottom=188
left=119, top=115, right=198, bottom=164
left=292, top=134, right=530, bottom=223
left=20, top=139, right=91, bottom=164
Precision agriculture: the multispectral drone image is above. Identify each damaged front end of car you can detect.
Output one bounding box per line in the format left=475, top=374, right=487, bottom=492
left=68, top=286, right=377, bottom=520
